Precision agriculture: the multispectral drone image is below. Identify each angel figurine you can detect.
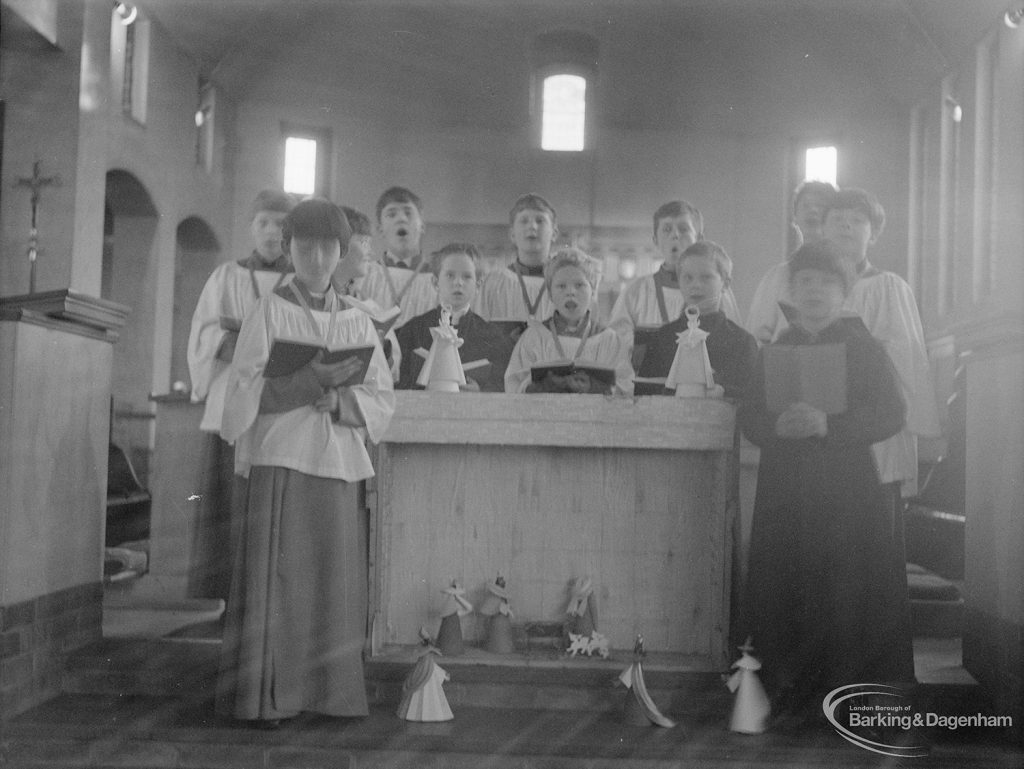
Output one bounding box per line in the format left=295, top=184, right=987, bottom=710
left=416, top=303, right=466, bottom=392
left=665, top=305, right=721, bottom=397
left=397, top=627, right=454, bottom=722
left=479, top=574, right=515, bottom=654
left=436, top=580, right=473, bottom=656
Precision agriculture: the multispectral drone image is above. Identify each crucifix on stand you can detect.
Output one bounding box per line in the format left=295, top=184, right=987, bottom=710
left=14, top=159, right=62, bottom=294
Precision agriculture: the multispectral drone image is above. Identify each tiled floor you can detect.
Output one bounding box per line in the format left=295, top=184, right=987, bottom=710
left=3, top=602, right=998, bottom=767
left=7, top=689, right=1022, bottom=769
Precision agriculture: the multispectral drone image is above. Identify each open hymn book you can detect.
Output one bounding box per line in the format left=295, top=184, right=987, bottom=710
left=530, top=359, right=617, bottom=388
left=763, top=342, right=847, bottom=414
left=263, top=337, right=376, bottom=384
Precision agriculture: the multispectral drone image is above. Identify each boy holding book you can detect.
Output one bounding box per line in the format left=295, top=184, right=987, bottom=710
left=739, top=241, right=912, bottom=718
left=334, top=205, right=402, bottom=380
left=609, top=199, right=741, bottom=346
left=475, top=193, right=558, bottom=334
left=217, top=198, right=395, bottom=726
left=185, top=188, right=294, bottom=598
left=635, top=241, right=757, bottom=398
left=396, top=243, right=513, bottom=392
left=505, top=248, right=633, bottom=395
left=357, top=186, right=437, bottom=326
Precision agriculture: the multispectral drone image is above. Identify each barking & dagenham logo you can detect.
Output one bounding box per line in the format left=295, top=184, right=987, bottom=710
left=823, top=683, right=1012, bottom=758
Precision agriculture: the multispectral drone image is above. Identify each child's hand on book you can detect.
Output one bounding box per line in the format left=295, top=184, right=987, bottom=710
left=565, top=371, right=592, bottom=393
left=310, top=352, right=363, bottom=388
left=775, top=402, right=827, bottom=439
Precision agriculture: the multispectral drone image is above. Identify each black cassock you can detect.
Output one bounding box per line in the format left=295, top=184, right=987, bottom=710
left=738, top=316, right=914, bottom=699
left=395, top=306, right=513, bottom=392
left=635, top=309, right=758, bottom=399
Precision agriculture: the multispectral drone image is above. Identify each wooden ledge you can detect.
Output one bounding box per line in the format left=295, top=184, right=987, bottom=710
left=0, top=289, right=130, bottom=341
left=382, top=390, right=735, bottom=450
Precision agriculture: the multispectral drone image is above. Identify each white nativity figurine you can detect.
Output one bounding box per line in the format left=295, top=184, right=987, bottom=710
left=416, top=303, right=466, bottom=392
left=586, top=631, right=610, bottom=659
left=567, top=632, right=590, bottom=657
left=479, top=574, right=515, bottom=654
left=436, top=580, right=474, bottom=656
left=397, top=627, right=454, bottom=722
left=727, top=637, right=770, bottom=734
left=618, top=634, right=676, bottom=728
left=665, top=305, right=722, bottom=398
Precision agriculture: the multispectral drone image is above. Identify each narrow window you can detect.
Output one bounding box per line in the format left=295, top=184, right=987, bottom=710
left=284, top=137, right=317, bottom=196
left=805, top=146, right=837, bottom=186
left=281, top=124, right=331, bottom=198
left=541, top=74, right=587, bottom=151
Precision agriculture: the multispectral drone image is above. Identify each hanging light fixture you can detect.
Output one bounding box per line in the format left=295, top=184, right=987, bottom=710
left=114, top=2, right=137, bottom=26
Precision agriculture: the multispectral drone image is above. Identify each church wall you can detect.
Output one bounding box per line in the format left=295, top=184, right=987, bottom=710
left=0, top=0, right=84, bottom=295
left=0, top=0, right=238, bottom=718
left=911, top=15, right=1024, bottom=743
left=230, top=93, right=908, bottom=317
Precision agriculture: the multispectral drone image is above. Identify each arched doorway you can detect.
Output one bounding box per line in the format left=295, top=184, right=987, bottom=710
left=171, top=217, right=220, bottom=392
left=103, top=169, right=158, bottom=485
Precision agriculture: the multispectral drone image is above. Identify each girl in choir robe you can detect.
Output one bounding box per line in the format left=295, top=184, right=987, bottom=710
left=739, top=242, right=913, bottom=718
left=504, top=248, right=634, bottom=395
left=216, top=199, right=395, bottom=725
left=185, top=189, right=294, bottom=599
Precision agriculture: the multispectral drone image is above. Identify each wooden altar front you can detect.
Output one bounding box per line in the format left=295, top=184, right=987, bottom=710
left=369, top=392, right=738, bottom=670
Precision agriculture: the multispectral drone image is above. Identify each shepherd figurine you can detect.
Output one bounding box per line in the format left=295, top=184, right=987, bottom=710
left=726, top=637, right=770, bottom=734
left=436, top=580, right=473, bottom=656
left=618, top=634, right=676, bottom=728
left=565, top=576, right=597, bottom=638
left=479, top=574, right=515, bottom=654
left=416, top=303, right=466, bottom=392
left=665, top=305, right=720, bottom=397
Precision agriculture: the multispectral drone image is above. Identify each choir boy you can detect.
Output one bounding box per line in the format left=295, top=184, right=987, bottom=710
left=396, top=243, right=513, bottom=392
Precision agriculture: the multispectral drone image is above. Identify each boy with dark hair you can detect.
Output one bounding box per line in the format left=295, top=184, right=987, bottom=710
left=746, top=180, right=838, bottom=344
left=635, top=241, right=757, bottom=398
left=185, top=188, right=295, bottom=598
left=358, top=186, right=437, bottom=326
left=217, top=198, right=395, bottom=725
left=609, top=199, right=741, bottom=346
left=823, top=187, right=939, bottom=500
left=332, top=205, right=402, bottom=380
left=396, top=243, right=512, bottom=392
left=475, top=193, right=559, bottom=332
left=739, top=239, right=913, bottom=715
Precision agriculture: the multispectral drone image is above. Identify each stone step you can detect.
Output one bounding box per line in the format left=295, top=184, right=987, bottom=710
left=62, top=637, right=727, bottom=714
